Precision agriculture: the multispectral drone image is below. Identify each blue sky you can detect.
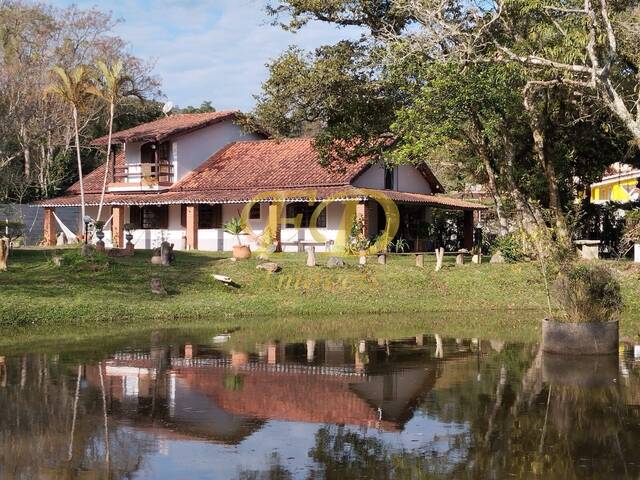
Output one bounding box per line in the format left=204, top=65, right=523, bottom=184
left=47, top=0, right=360, bottom=112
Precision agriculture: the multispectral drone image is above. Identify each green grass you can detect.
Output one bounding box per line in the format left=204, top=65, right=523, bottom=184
left=1, top=248, right=639, bottom=346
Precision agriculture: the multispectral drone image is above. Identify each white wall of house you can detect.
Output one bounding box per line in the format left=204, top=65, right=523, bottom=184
left=91, top=201, right=347, bottom=253
left=174, top=120, right=262, bottom=181
left=352, top=163, right=433, bottom=194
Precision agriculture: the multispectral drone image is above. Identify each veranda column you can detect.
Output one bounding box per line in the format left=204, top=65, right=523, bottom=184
left=463, top=210, right=474, bottom=251
left=356, top=201, right=369, bottom=237
left=186, top=205, right=198, bottom=250
left=111, top=206, right=125, bottom=248
left=43, top=207, right=56, bottom=246
left=268, top=202, right=282, bottom=252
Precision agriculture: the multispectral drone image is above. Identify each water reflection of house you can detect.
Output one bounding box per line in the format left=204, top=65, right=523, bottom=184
left=86, top=337, right=479, bottom=444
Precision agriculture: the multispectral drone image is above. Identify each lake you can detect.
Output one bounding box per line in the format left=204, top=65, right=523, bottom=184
left=0, top=326, right=637, bottom=479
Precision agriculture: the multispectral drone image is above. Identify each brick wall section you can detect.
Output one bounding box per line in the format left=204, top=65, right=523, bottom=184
left=43, top=207, right=56, bottom=246
left=112, top=206, right=125, bottom=248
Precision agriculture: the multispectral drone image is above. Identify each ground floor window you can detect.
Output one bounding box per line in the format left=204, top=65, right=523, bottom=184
left=130, top=205, right=169, bottom=229
left=180, top=204, right=222, bottom=229
left=285, top=202, right=326, bottom=228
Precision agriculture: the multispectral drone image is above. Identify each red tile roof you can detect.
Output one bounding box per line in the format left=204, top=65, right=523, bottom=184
left=44, top=134, right=485, bottom=211
left=91, top=111, right=240, bottom=145
left=175, top=138, right=368, bottom=191
left=35, top=186, right=486, bottom=210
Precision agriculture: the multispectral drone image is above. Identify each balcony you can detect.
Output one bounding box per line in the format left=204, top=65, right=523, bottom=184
left=108, top=162, right=174, bottom=193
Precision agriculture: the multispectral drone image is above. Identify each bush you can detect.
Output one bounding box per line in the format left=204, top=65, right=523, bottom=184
left=492, top=234, right=525, bottom=263
left=55, top=248, right=109, bottom=270
left=553, top=263, right=623, bottom=323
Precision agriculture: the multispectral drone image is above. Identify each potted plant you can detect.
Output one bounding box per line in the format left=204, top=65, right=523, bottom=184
left=124, top=223, right=135, bottom=243
left=542, top=263, right=622, bottom=355
left=94, top=221, right=105, bottom=241
left=224, top=217, right=251, bottom=259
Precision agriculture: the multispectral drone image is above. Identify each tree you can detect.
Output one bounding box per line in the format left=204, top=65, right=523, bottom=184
left=393, top=0, right=640, bottom=145
left=0, top=221, right=24, bottom=271
left=88, top=59, right=139, bottom=222
left=45, top=66, right=94, bottom=221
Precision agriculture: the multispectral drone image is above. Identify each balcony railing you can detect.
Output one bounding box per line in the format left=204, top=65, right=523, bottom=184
left=113, top=162, right=174, bottom=184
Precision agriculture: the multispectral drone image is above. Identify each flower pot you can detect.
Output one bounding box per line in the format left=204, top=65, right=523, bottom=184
left=96, top=230, right=105, bottom=241
left=541, top=319, right=618, bottom=355
left=233, top=245, right=251, bottom=259
left=125, top=233, right=134, bottom=242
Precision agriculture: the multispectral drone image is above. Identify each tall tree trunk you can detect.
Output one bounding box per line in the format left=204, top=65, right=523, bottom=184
left=524, top=92, right=569, bottom=244
left=72, top=106, right=86, bottom=222
left=0, top=239, right=8, bottom=271
left=501, top=134, right=544, bottom=235
left=97, top=102, right=114, bottom=222
left=469, top=116, right=509, bottom=235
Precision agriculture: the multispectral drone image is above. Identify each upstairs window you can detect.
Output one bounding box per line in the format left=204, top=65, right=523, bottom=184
left=384, top=167, right=395, bottom=190
left=285, top=203, right=326, bottom=228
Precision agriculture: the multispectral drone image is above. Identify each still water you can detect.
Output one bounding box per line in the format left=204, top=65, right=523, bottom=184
left=1, top=329, right=638, bottom=479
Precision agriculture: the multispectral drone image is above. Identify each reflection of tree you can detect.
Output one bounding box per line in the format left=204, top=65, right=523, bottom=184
left=306, top=425, right=438, bottom=479
left=0, top=355, right=156, bottom=479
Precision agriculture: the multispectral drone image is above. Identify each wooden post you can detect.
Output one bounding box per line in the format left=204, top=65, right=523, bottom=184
left=43, top=207, right=56, bottom=246
left=415, top=253, right=424, bottom=268
left=463, top=210, right=474, bottom=251
left=111, top=206, right=125, bottom=248
left=269, top=203, right=282, bottom=252
left=186, top=204, right=198, bottom=250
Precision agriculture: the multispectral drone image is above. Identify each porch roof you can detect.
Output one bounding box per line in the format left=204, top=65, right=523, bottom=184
left=34, top=186, right=487, bottom=211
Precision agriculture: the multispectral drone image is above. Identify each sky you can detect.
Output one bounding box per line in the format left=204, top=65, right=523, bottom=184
left=47, top=0, right=361, bottom=112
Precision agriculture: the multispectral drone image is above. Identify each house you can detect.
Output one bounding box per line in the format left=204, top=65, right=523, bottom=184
left=590, top=162, right=640, bottom=204
left=37, top=111, right=486, bottom=252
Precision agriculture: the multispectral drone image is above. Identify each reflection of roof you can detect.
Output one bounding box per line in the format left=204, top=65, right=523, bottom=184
left=174, top=367, right=403, bottom=431
left=91, top=111, right=240, bottom=145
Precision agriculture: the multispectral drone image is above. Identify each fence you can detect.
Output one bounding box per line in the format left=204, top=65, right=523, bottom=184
left=0, top=204, right=80, bottom=246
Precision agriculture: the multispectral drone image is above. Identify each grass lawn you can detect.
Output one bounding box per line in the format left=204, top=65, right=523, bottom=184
left=1, top=248, right=639, bottom=345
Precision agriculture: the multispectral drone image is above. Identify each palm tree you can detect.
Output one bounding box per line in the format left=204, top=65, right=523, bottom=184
left=45, top=66, right=93, bottom=222
left=88, top=60, right=138, bottom=222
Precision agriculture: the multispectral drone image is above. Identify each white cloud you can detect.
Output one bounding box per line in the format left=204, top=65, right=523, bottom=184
left=48, top=0, right=361, bottom=111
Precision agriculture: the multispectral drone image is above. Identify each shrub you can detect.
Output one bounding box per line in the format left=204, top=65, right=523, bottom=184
left=492, top=233, right=525, bottom=263
left=552, top=263, right=623, bottom=323
left=55, top=249, right=109, bottom=270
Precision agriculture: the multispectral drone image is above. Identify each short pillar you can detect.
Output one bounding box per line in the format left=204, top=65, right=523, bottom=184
left=463, top=210, right=474, bottom=251
left=268, top=203, right=282, bottom=252
left=377, top=253, right=386, bottom=265
left=306, top=245, right=316, bottom=267
left=185, top=205, right=198, bottom=250
left=415, top=253, right=424, bottom=268
left=111, top=206, right=125, bottom=248
left=635, top=244, right=640, bottom=263
left=456, top=254, right=464, bottom=266
left=43, top=207, right=56, bottom=246
left=356, top=202, right=369, bottom=237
